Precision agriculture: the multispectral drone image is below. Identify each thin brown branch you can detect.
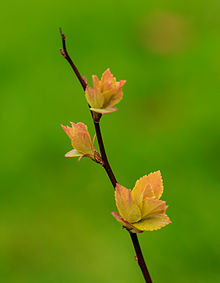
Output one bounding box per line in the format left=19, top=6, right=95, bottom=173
left=59, top=28, right=152, bottom=283
left=130, top=233, right=152, bottom=283
left=59, top=28, right=87, bottom=91
left=94, top=122, right=117, bottom=187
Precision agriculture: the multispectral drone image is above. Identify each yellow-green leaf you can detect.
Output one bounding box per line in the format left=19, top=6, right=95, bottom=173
left=90, top=107, right=118, bottom=114
left=65, top=149, right=83, bottom=157
left=133, top=214, right=171, bottom=231
left=141, top=199, right=167, bottom=219
left=145, top=171, right=164, bottom=199
left=85, top=86, right=104, bottom=109
left=115, top=184, right=141, bottom=223
left=132, top=175, right=155, bottom=209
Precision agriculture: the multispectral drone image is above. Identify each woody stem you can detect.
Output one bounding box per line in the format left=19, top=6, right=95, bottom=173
left=130, top=233, right=152, bottom=283
left=94, top=122, right=117, bottom=187
left=59, top=28, right=152, bottom=283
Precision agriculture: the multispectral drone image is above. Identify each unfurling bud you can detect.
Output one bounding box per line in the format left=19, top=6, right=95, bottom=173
left=112, top=171, right=171, bottom=233
left=61, top=122, right=101, bottom=163
left=85, top=68, right=126, bottom=114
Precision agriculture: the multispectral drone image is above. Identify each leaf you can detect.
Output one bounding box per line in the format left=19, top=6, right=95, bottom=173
left=86, top=69, right=125, bottom=111
left=141, top=199, right=167, bottom=219
left=112, top=212, right=143, bottom=233
left=62, top=122, right=95, bottom=157
left=133, top=214, right=171, bottom=231
left=85, top=86, right=104, bottom=109
left=71, top=131, right=94, bottom=156
left=115, top=184, right=141, bottom=223
left=90, top=107, right=118, bottom=114
left=61, top=124, right=75, bottom=140
left=65, top=149, right=83, bottom=157
left=103, top=80, right=126, bottom=108
left=132, top=176, right=155, bottom=209
left=145, top=171, right=164, bottom=200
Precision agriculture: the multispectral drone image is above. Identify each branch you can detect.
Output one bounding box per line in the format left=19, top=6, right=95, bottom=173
left=59, top=28, right=87, bottom=91
left=59, top=28, right=117, bottom=187
left=94, top=122, right=117, bottom=187
left=130, top=233, right=152, bottom=283
left=59, top=28, right=152, bottom=283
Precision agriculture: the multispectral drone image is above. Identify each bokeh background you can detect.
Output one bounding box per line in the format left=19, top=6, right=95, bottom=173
left=1, top=0, right=220, bottom=282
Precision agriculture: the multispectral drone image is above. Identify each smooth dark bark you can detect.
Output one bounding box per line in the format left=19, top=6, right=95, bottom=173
left=130, top=233, right=152, bottom=283
left=94, top=122, right=117, bottom=187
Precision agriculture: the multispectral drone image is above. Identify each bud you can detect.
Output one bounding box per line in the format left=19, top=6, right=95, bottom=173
left=85, top=68, right=126, bottom=114
left=112, top=171, right=171, bottom=233
left=61, top=122, right=96, bottom=161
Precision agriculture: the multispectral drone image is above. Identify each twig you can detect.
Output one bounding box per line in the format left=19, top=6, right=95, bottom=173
left=59, top=28, right=152, bottom=283
left=94, top=122, right=117, bottom=187
left=59, top=28, right=87, bottom=91
left=59, top=28, right=117, bottom=187
left=130, top=232, right=152, bottom=283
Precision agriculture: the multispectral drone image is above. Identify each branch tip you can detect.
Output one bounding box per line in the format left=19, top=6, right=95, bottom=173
left=59, top=27, right=66, bottom=40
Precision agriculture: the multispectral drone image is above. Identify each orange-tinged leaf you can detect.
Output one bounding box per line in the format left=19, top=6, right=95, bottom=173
left=132, top=176, right=155, bottom=209
left=84, top=68, right=126, bottom=113
left=112, top=171, right=171, bottom=233
left=141, top=199, right=167, bottom=219
left=61, top=122, right=95, bottom=160
left=102, top=89, right=123, bottom=108
left=74, top=122, right=88, bottom=131
left=85, top=86, right=104, bottom=109
left=133, top=214, right=171, bottom=231
left=101, top=68, right=113, bottom=80
left=71, top=131, right=93, bottom=156
left=115, top=184, right=141, bottom=223
left=101, top=68, right=115, bottom=91
left=145, top=171, right=164, bottom=199
left=112, top=212, right=131, bottom=228
left=112, top=212, right=143, bottom=233
left=61, top=124, right=75, bottom=140
left=92, top=75, right=100, bottom=92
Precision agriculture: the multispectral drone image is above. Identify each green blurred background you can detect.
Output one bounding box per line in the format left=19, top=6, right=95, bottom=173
left=1, top=0, right=219, bottom=282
